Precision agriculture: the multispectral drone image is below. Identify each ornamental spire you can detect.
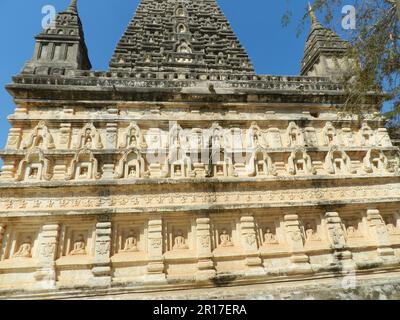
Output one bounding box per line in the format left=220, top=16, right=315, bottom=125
left=307, top=2, right=320, bottom=28
left=66, top=0, right=78, bottom=14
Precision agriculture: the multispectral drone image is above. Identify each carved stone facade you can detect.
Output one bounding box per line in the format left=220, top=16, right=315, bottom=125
left=0, top=0, right=399, bottom=298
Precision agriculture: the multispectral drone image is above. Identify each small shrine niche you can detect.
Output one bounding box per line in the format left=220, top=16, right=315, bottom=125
left=322, top=122, right=337, bottom=146
left=363, top=148, right=392, bottom=174
left=248, top=148, right=276, bottom=177
left=343, top=218, right=363, bottom=240
left=22, top=121, right=55, bottom=150
left=15, top=148, right=52, bottom=182
left=114, top=149, right=146, bottom=179
left=324, top=146, right=355, bottom=175
left=258, top=221, right=279, bottom=246
left=288, top=148, right=316, bottom=175
left=119, top=122, right=147, bottom=149
left=65, top=149, right=101, bottom=180
left=302, top=220, right=321, bottom=243
left=75, top=123, right=103, bottom=150
left=360, top=123, right=374, bottom=147
left=287, top=122, right=304, bottom=147
left=11, top=232, right=37, bottom=259
left=119, top=228, right=140, bottom=253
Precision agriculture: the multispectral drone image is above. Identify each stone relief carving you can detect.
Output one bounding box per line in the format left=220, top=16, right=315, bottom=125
left=288, top=147, right=316, bottom=175
left=324, top=146, right=356, bottom=175
left=74, top=123, right=103, bottom=149
left=359, top=123, right=374, bottom=147
left=173, top=230, right=188, bottom=250
left=363, top=148, right=393, bottom=174
left=219, top=229, right=234, bottom=247
left=303, top=222, right=321, bottom=242
left=15, top=148, right=53, bottom=181
left=122, top=230, right=139, bottom=252
left=322, top=122, right=338, bottom=146
left=69, top=234, right=87, bottom=256
left=287, top=122, right=305, bottom=147
left=13, top=236, right=33, bottom=258
left=22, top=121, right=55, bottom=150
left=247, top=123, right=267, bottom=148
left=119, top=122, right=147, bottom=149
left=263, top=226, right=279, bottom=245
left=114, top=148, right=148, bottom=179
left=65, top=148, right=101, bottom=180
left=247, top=147, right=277, bottom=177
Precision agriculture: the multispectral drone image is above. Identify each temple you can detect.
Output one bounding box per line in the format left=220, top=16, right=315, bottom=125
left=0, top=0, right=399, bottom=299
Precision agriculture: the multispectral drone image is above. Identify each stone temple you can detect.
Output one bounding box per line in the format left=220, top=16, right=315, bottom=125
left=0, top=0, right=399, bottom=299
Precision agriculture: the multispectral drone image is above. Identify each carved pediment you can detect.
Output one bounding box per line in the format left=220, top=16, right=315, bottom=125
left=74, top=123, right=103, bottom=150
left=65, top=148, right=101, bottom=180
left=15, top=147, right=52, bottom=181
left=22, top=121, right=55, bottom=150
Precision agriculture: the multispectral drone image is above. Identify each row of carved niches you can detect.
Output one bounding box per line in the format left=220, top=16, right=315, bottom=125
left=4, top=145, right=398, bottom=181
left=6, top=121, right=394, bottom=151
left=1, top=211, right=399, bottom=262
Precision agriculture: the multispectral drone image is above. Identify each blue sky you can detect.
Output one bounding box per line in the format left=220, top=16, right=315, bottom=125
left=0, top=0, right=370, bottom=149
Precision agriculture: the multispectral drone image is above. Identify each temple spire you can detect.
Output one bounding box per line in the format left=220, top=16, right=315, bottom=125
left=66, top=0, right=78, bottom=14
left=308, top=2, right=321, bottom=28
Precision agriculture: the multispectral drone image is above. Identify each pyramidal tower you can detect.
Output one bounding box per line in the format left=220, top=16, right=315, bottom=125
left=0, top=0, right=399, bottom=299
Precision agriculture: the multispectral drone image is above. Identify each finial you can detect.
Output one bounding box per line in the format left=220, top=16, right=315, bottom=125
left=66, top=0, right=78, bottom=14
left=308, top=2, right=318, bottom=26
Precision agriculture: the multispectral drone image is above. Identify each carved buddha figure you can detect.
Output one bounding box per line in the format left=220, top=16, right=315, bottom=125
left=173, top=230, right=188, bottom=250
left=122, top=230, right=138, bottom=252
left=28, top=167, right=39, bottom=179
left=13, top=237, right=32, bottom=258
left=264, top=227, right=278, bottom=245
left=84, top=128, right=92, bottom=148
left=220, top=229, right=233, bottom=247
left=385, top=217, right=398, bottom=234
left=128, top=166, right=137, bottom=178
left=129, top=131, right=137, bottom=147
left=79, top=165, right=89, bottom=178
left=346, top=223, right=361, bottom=238
left=305, top=223, right=320, bottom=241
left=70, top=234, right=86, bottom=255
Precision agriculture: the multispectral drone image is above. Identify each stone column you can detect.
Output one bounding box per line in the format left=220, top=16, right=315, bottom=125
left=34, top=224, right=60, bottom=289
left=240, top=216, right=264, bottom=276
left=195, top=217, right=215, bottom=281
left=325, top=212, right=355, bottom=271
left=145, top=216, right=166, bottom=283
left=284, top=213, right=312, bottom=274
left=0, top=224, right=6, bottom=259
left=366, top=209, right=397, bottom=266
left=91, top=214, right=112, bottom=287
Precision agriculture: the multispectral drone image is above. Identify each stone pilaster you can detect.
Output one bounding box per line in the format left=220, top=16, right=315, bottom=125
left=91, top=214, right=112, bottom=287
left=106, top=123, right=118, bottom=149
left=6, top=128, right=22, bottom=149
left=145, top=216, right=166, bottom=283
left=325, top=212, right=355, bottom=271
left=0, top=224, right=6, bottom=260
left=195, top=217, right=215, bottom=281
left=240, top=216, right=264, bottom=276
left=1, top=160, right=16, bottom=180
left=284, top=213, right=312, bottom=274
left=34, top=224, right=60, bottom=289
left=59, top=123, right=72, bottom=149
left=366, top=209, right=398, bottom=265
